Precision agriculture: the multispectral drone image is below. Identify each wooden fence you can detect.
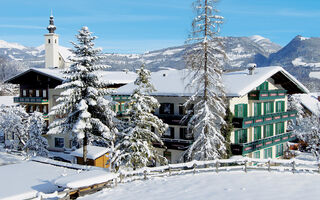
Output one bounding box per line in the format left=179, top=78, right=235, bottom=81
left=36, top=157, right=320, bottom=199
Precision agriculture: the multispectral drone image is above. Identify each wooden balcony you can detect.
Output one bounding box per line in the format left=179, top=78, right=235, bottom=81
left=248, top=89, right=287, bottom=100
left=232, top=110, right=297, bottom=128
left=231, top=131, right=296, bottom=155
left=14, top=97, right=48, bottom=104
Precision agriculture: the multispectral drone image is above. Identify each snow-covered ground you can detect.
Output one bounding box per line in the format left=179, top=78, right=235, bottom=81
left=0, top=151, right=24, bottom=166
left=0, top=160, right=79, bottom=200
left=80, top=171, right=320, bottom=200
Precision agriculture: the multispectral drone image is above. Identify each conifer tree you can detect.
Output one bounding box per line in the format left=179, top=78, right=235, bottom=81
left=113, top=65, right=168, bottom=169
left=24, top=112, right=48, bottom=157
left=184, top=0, right=227, bottom=161
left=48, top=27, right=118, bottom=163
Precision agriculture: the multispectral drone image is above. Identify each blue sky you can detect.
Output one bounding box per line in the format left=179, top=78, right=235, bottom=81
left=0, top=0, right=320, bottom=53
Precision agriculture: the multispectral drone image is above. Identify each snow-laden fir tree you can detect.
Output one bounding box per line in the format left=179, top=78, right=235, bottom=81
left=113, top=65, right=168, bottom=170
left=24, top=112, right=49, bottom=157
left=183, top=0, right=227, bottom=161
left=289, top=95, right=320, bottom=159
left=48, top=27, right=118, bottom=163
left=0, top=105, right=29, bottom=150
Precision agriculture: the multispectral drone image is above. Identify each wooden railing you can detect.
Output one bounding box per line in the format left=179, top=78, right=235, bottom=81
left=35, top=157, right=320, bottom=199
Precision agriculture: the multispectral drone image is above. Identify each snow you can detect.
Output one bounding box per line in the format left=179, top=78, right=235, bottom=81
left=309, top=71, right=320, bottom=79
left=70, top=145, right=110, bottom=160
left=58, top=46, right=74, bottom=62
left=249, top=35, right=267, bottom=43
left=100, top=71, right=137, bottom=84
left=0, top=40, right=26, bottom=50
left=292, top=57, right=320, bottom=68
left=116, top=66, right=309, bottom=97
left=293, top=93, right=320, bottom=116
left=0, top=150, right=24, bottom=166
left=0, top=96, right=16, bottom=106
left=0, top=160, right=78, bottom=200
left=54, top=170, right=116, bottom=189
left=80, top=171, right=320, bottom=200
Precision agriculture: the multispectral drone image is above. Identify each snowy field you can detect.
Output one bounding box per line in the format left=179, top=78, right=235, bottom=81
left=80, top=171, right=320, bottom=200
left=0, top=151, right=24, bottom=166
left=0, top=160, right=78, bottom=200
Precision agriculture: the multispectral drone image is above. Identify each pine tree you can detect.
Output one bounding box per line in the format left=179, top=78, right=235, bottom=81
left=24, top=112, right=49, bottom=157
left=48, top=27, right=118, bottom=163
left=0, top=105, right=29, bottom=150
left=183, top=0, right=227, bottom=161
left=113, top=65, right=168, bottom=170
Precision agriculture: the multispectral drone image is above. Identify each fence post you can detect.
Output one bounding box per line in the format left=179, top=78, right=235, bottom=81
left=292, top=160, right=296, bottom=174
left=114, top=177, right=118, bottom=187
left=216, top=161, right=219, bottom=173
left=168, top=166, right=172, bottom=176
left=318, top=163, right=320, bottom=174
left=244, top=160, right=247, bottom=173
left=119, top=173, right=123, bottom=183
left=268, top=160, right=271, bottom=172
left=193, top=163, right=197, bottom=174
left=144, top=170, right=147, bottom=180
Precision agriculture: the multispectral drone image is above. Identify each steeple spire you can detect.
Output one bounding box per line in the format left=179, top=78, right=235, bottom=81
left=47, top=11, right=56, bottom=34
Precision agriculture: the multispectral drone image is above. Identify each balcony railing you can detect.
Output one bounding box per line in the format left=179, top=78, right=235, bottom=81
left=248, top=89, right=287, bottom=100
left=14, top=97, right=48, bottom=104
left=153, top=137, right=193, bottom=150
left=43, top=113, right=49, bottom=120
left=231, top=131, right=296, bottom=155
left=233, top=110, right=297, bottom=128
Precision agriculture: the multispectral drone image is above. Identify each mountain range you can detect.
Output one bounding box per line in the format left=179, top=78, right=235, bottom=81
left=0, top=35, right=320, bottom=86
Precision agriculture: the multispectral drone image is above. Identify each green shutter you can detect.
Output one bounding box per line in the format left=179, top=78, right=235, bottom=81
left=271, top=102, right=274, bottom=113
left=244, top=104, right=248, bottom=117
left=235, top=130, right=239, bottom=144
left=235, top=105, right=239, bottom=117
left=243, top=129, right=248, bottom=143
left=281, top=101, right=285, bottom=112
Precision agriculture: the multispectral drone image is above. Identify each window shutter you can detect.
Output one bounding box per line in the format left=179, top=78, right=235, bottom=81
left=235, top=130, right=239, bottom=144
left=244, top=104, right=248, bottom=117
left=235, top=105, right=239, bottom=117
left=271, top=102, right=274, bottom=113
left=170, top=103, right=174, bottom=114
left=243, top=129, right=248, bottom=143
left=281, top=101, right=285, bottom=112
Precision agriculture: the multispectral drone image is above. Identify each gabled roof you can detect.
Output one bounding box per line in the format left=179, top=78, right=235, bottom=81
left=116, top=66, right=309, bottom=97
left=5, top=68, right=137, bottom=85
left=293, top=93, right=320, bottom=116
left=70, top=145, right=110, bottom=160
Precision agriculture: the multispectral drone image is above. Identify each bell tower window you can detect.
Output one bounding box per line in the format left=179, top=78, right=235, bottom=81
left=48, top=39, right=51, bottom=44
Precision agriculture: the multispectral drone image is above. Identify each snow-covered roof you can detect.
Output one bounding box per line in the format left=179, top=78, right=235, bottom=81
left=0, top=96, right=17, bottom=107
left=293, top=93, right=320, bottom=116
left=70, top=145, right=110, bottom=160
left=5, top=68, right=137, bottom=85
left=54, top=170, right=116, bottom=189
left=58, top=46, right=73, bottom=62
left=116, top=66, right=309, bottom=97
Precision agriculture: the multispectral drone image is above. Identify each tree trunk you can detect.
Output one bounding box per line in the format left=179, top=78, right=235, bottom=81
left=83, top=133, right=88, bottom=165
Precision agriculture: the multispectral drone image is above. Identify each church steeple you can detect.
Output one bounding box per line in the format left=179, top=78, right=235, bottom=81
left=47, top=13, right=56, bottom=33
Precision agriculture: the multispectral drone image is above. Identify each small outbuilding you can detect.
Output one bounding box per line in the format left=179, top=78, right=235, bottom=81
left=71, top=145, right=110, bottom=168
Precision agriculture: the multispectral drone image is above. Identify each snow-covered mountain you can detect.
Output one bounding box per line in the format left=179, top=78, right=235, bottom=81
left=102, top=36, right=281, bottom=72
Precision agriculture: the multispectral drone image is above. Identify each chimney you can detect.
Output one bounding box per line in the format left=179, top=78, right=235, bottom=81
left=248, top=64, right=256, bottom=75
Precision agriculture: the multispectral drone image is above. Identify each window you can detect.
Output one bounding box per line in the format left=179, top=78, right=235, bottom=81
left=164, top=151, right=172, bottom=164
left=43, top=105, right=48, bottom=114
left=264, top=147, right=272, bottom=159
left=275, top=122, right=285, bottom=135
left=276, top=101, right=285, bottom=113
left=160, top=103, right=174, bottom=115
left=55, top=39, right=57, bottom=44
left=264, top=124, right=274, bottom=138
left=254, top=126, right=262, bottom=140
left=254, top=103, right=262, bottom=116
left=35, top=105, right=40, bottom=112
left=179, top=104, right=186, bottom=115
left=163, top=127, right=174, bottom=138
left=22, top=89, right=27, bottom=97
left=43, top=90, right=47, bottom=98
left=48, top=39, right=51, bottom=44
left=234, top=129, right=247, bottom=144
left=54, top=138, right=64, bottom=148
left=36, top=90, right=40, bottom=97
left=264, top=101, right=274, bottom=114
left=235, top=104, right=247, bottom=118
left=180, top=128, right=193, bottom=140
left=29, top=89, right=33, bottom=97
left=253, top=151, right=260, bottom=159
left=276, top=144, right=284, bottom=157
left=29, top=105, right=34, bottom=113
left=256, top=81, right=269, bottom=90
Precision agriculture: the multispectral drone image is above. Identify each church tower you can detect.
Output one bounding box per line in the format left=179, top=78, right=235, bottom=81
left=44, top=14, right=59, bottom=68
